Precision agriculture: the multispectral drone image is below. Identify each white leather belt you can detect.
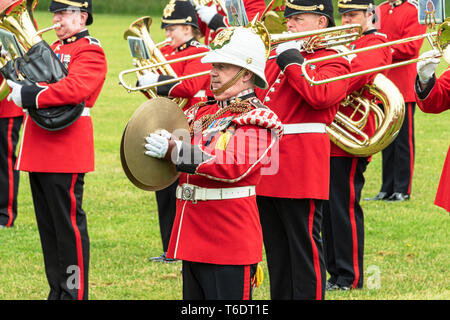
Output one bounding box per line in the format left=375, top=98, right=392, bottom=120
left=81, top=108, right=90, bottom=117
left=176, top=183, right=256, bottom=203
left=283, top=123, right=326, bottom=135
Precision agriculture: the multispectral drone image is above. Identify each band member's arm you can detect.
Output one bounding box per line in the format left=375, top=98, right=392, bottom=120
left=196, top=4, right=228, bottom=33
left=415, top=68, right=450, bottom=114
left=389, top=19, right=426, bottom=61
left=347, top=41, right=392, bottom=94
left=176, top=125, right=278, bottom=183
left=21, top=44, right=107, bottom=109
left=276, top=49, right=351, bottom=109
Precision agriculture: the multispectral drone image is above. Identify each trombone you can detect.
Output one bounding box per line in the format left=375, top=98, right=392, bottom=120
left=118, top=21, right=362, bottom=93
left=302, top=18, right=450, bottom=85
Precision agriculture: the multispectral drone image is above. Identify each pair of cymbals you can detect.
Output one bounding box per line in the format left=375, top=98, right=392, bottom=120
left=120, top=97, right=190, bottom=191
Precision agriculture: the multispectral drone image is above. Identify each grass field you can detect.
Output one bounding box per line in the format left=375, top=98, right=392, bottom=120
left=0, top=12, right=449, bottom=300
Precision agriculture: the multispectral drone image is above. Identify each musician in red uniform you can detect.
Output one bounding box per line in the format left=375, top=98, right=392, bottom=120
left=0, top=82, right=22, bottom=229
left=254, top=0, right=351, bottom=300
left=322, top=0, right=392, bottom=292
left=137, top=0, right=211, bottom=263
left=365, top=0, right=427, bottom=202
left=195, top=0, right=266, bottom=44
left=6, top=0, right=107, bottom=300
left=139, top=0, right=211, bottom=111
left=415, top=50, right=450, bottom=212
left=144, top=27, right=283, bottom=299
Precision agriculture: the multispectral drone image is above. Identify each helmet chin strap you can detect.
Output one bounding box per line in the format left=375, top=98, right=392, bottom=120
left=212, top=68, right=247, bottom=96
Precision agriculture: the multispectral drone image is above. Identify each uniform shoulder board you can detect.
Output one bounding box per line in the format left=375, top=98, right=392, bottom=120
left=328, top=45, right=356, bottom=63
left=248, top=97, right=268, bottom=110
left=87, top=36, right=102, bottom=47
left=407, top=0, right=419, bottom=8
left=374, top=31, right=388, bottom=39
left=190, top=40, right=208, bottom=49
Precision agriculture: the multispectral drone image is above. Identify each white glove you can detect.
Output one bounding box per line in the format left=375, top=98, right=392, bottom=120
left=144, top=133, right=169, bottom=159
left=6, top=80, right=22, bottom=108
left=196, top=4, right=218, bottom=25
left=138, top=72, right=159, bottom=87
left=156, top=129, right=173, bottom=140
left=144, top=130, right=183, bottom=161
left=417, top=49, right=440, bottom=83
left=276, top=40, right=303, bottom=56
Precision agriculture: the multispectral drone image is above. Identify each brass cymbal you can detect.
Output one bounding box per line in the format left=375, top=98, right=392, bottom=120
left=121, top=97, right=190, bottom=191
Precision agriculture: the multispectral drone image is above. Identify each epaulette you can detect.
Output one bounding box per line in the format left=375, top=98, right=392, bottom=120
left=328, top=45, right=356, bottom=63
left=189, top=40, right=208, bottom=49
left=373, top=32, right=388, bottom=39
left=87, top=36, right=102, bottom=47
left=248, top=97, right=269, bottom=110
left=407, top=0, right=419, bottom=8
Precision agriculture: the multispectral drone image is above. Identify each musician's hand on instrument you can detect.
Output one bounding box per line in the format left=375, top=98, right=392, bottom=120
left=138, top=72, right=159, bottom=87
left=145, top=131, right=182, bottom=162
left=275, top=41, right=305, bottom=70
left=6, top=80, right=23, bottom=108
left=275, top=40, right=303, bottom=56
left=145, top=133, right=169, bottom=159
left=196, top=4, right=218, bottom=25
left=417, top=49, right=440, bottom=84
left=155, top=129, right=174, bottom=140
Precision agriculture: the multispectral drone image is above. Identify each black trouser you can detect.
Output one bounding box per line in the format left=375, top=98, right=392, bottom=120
left=381, top=102, right=415, bottom=195
left=29, top=172, right=89, bottom=300
left=182, top=261, right=257, bottom=300
left=257, top=196, right=326, bottom=300
left=322, top=157, right=368, bottom=289
left=0, top=117, right=22, bottom=227
left=155, top=179, right=178, bottom=252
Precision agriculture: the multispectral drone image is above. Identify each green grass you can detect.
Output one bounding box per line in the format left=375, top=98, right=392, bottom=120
left=0, top=12, right=449, bottom=300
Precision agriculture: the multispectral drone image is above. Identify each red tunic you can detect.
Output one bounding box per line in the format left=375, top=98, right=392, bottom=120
left=378, top=0, right=427, bottom=103
left=15, top=34, right=107, bottom=173
left=416, top=68, right=450, bottom=212
left=0, top=76, right=23, bottom=118
left=167, top=99, right=283, bottom=265
left=160, top=41, right=211, bottom=110
left=255, top=48, right=351, bottom=199
left=330, top=31, right=392, bottom=157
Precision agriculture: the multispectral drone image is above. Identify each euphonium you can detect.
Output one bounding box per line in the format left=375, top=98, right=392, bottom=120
left=327, top=73, right=405, bottom=157
left=123, top=16, right=187, bottom=109
left=0, top=0, right=50, bottom=100
left=0, top=0, right=85, bottom=131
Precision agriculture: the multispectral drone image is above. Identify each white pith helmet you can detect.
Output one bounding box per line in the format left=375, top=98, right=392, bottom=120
left=201, top=27, right=268, bottom=89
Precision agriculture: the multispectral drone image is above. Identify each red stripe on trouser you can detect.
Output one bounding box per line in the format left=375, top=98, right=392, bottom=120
left=242, top=265, right=250, bottom=300
left=349, top=158, right=360, bottom=289
left=308, top=200, right=322, bottom=300
left=69, top=173, right=84, bottom=300
left=407, top=103, right=414, bottom=194
left=6, top=118, right=14, bottom=227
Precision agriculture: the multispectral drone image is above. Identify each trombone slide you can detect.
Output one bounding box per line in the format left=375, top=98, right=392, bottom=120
left=302, top=31, right=440, bottom=85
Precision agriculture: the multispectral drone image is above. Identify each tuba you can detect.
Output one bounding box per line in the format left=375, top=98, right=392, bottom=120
left=327, top=74, right=405, bottom=157
left=0, top=0, right=85, bottom=131
left=122, top=16, right=187, bottom=109
left=302, top=18, right=450, bottom=156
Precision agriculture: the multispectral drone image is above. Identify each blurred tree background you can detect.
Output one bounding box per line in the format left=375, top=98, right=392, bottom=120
left=34, top=0, right=449, bottom=17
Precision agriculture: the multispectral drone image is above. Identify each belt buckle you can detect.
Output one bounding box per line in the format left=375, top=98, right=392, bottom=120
left=182, top=184, right=197, bottom=204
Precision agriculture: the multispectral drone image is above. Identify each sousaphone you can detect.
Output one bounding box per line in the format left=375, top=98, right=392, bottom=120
left=120, top=97, right=190, bottom=191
